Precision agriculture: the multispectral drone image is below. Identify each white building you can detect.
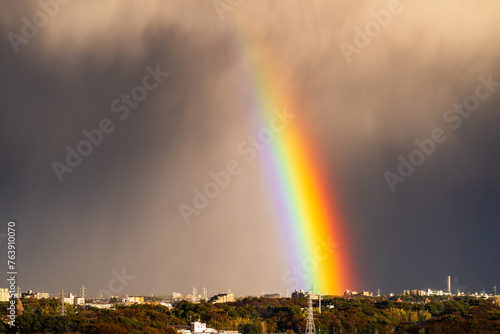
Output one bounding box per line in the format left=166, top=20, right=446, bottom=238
left=0, top=288, right=9, bottom=302
left=190, top=321, right=217, bottom=333
left=88, top=303, right=114, bottom=309
left=74, top=297, right=85, bottom=305
left=63, top=293, right=75, bottom=304
left=122, top=296, right=144, bottom=304
left=34, top=292, right=50, bottom=299
left=426, top=289, right=452, bottom=296
left=21, top=290, right=50, bottom=299
left=62, top=293, right=85, bottom=305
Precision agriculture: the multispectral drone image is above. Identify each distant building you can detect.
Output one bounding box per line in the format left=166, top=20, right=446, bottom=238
left=292, top=290, right=308, bottom=299
left=426, top=289, right=451, bottom=296
left=35, top=292, right=50, bottom=299
left=261, top=293, right=280, bottom=298
left=145, top=301, right=173, bottom=309
left=0, top=288, right=9, bottom=302
left=185, top=294, right=200, bottom=303
left=191, top=321, right=217, bottom=333
left=63, top=293, right=75, bottom=304
left=343, top=290, right=355, bottom=299
left=174, top=321, right=218, bottom=334
left=343, top=290, right=373, bottom=298
left=122, top=296, right=144, bottom=304
left=21, top=290, right=33, bottom=299
left=88, top=303, right=114, bottom=309
left=210, top=293, right=235, bottom=303
left=22, top=290, right=49, bottom=299
left=61, top=293, right=84, bottom=305
left=403, top=290, right=426, bottom=296
left=191, top=321, right=206, bottom=333
left=74, top=297, right=85, bottom=305
left=173, top=292, right=182, bottom=300
left=292, top=290, right=317, bottom=299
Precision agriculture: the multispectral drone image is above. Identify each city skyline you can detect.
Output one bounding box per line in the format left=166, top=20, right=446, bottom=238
left=5, top=275, right=499, bottom=300
left=1, top=1, right=500, bottom=298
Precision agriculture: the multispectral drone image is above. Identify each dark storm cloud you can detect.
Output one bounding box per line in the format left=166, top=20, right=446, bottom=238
left=1, top=0, right=499, bottom=296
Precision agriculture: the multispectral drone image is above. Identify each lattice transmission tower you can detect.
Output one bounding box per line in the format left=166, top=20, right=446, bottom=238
left=305, top=290, right=316, bottom=334
left=202, top=287, right=207, bottom=301
left=60, top=289, right=65, bottom=316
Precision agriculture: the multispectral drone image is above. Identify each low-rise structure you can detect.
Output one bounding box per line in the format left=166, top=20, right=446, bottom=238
left=122, top=296, right=144, bottom=304
left=87, top=303, right=115, bottom=309
left=292, top=290, right=318, bottom=299
left=0, top=288, right=9, bottom=302
left=426, top=289, right=452, bottom=296
left=343, top=290, right=374, bottom=298
left=74, top=297, right=85, bottom=305
left=22, top=290, right=50, bottom=299
left=210, top=293, right=235, bottom=303
left=403, top=290, right=426, bottom=296
left=61, top=293, right=85, bottom=305
left=63, top=293, right=75, bottom=304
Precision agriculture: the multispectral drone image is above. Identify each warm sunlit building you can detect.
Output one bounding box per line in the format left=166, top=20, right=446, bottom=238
left=0, top=288, right=9, bottom=302
left=209, top=293, right=235, bottom=303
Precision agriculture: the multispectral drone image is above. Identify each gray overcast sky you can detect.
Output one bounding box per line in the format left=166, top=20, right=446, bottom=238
left=1, top=0, right=499, bottom=297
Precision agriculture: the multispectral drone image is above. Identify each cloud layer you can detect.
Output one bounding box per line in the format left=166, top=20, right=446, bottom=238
left=1, top=0, right=499, bottom=296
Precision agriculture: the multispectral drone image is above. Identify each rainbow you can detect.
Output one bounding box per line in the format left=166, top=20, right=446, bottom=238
left=238, top=37, right=356, bottom=295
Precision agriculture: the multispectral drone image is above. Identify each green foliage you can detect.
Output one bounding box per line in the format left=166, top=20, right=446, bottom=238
left=5, top=296, right=500, bottom=333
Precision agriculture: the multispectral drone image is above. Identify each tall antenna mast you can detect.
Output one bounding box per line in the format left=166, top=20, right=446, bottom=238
left=305, top=290, right=316, bottom=334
